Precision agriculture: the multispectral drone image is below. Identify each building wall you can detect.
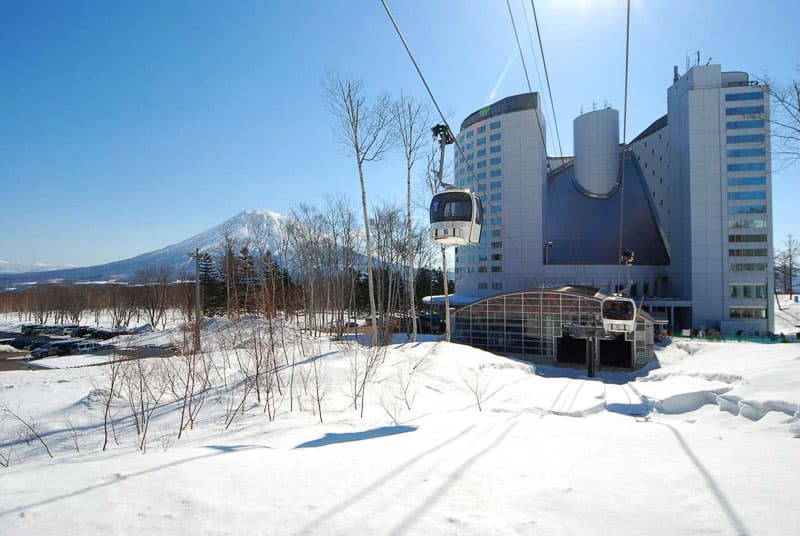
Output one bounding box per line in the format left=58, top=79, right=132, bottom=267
left=667, top=65, right=773, bottom=333
left=454, top=96, right=547, bottom=297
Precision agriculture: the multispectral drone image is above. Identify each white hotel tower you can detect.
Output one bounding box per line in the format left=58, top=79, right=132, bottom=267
left=452, top=64, right=773, bottom=335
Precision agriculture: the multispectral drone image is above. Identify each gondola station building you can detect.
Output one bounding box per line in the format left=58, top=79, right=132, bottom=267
left=446, top=63, right=773, bottom=364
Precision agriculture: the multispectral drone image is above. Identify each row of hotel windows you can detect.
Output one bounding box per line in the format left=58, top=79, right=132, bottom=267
left=729, top=284, right=767, bottom=298
left=477, top=282, right=503, bottom=290
left=461, top=121, right=502, bottom=140
left=728, top=176, right=765, bottom=186
left=729, top=219, right=767, bottom=229
left=728, top=148, right=765, bottom=158
left=730, top=263, right=767, bottom=271
left=729, top=234, right=767, bottom=243
left=729, top=307, right=767, bottom=319
left=729, top=248, right=768, bottom=257
left=726, top=105, right=764, bottom=116
left=728, top=205, right=766, bottom=214
left=727, top=120, right=764, bottom=129
left=461, top=145, right=502, bottom=161
left=725, top=91, right=764, bottom=102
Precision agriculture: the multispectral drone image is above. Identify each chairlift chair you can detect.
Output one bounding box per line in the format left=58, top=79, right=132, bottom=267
left=601, top=295, right=637, bottom=334
left=429, top=188, right=483, bottom=246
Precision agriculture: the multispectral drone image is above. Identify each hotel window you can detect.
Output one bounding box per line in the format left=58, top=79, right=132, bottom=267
left=727, top=120, right=764, bottom=129
left=727, top=134, right=765, bottom=144
left=491, top=266, right=503, bottom=273
left=729, top=307, right=767, bottom=319
left=477, top=184, right=486, bottom=191
left=491, top=241, right=502, bottom=249
left=491, top=254, right=502, bottom=261
left=466, top=130, right=474, bottom=138
left=490, top=121, right=501, bottom=129
left=490, top=157, right=501, bottom=165
left=478, top=267, right=487, bottom=273
left=726, top=105, right=765, bottom=116
left=490, top=169, right=502, bottom=177
left=477, top=160, right=486, bottom=168
left=491, top=282, right=503, bottom=290
left=490, top=133, right=501, bottom=141
left=466, top=142, right=473, bottom=150
left=491, top=229, right=501, bottom=237
left=490, top=193, right=501, bottom=201
left=728, top=219, right=767, bottom=229
left=477, top=137, right=486, bottom=146
left=729, top=248, right=768, bottom=257
left=490, top=205, right=502, bottom=213
left=729, top=234, right=767, bottom=243
left=478, top=282, right=488, bottom=289
left=728, top=176, right=766, bottom=186
left=728, top=162, right=766, bottom=172
left=490, top=145, right=501, bottom=154
left=490, top=217, right=501, bottom=225
left=477, top=125, right=486, bottom=134
left=477, top=148, right=486, bottom=157
left=729, top=285, right=759, bottom=301
left=726, top=92, right=764, bottom=101
left=466, top=152, right=474, bottom=160
left=729, top=263, right=768, bottom=272
left=728, top=205, right=766, bottom=215
left=490, top=180, right=502, bottom=189
left=477, top=172, right=486, bottom=179
left=479, top=254, right=488, bottom=261
left=728, top=148, right=765, bottom=158
left=728, top=191, right=766, bottom=200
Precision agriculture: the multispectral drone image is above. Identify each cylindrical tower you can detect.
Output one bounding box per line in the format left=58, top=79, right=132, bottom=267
left=573, top=108, right=620, bottom=197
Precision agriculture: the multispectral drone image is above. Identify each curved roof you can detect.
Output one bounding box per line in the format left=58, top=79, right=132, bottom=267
left=460, top=93, right=540, bottom=131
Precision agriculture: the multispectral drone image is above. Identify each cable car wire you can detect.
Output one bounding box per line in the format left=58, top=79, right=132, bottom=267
left=379, top=0, right=527, bottom=267
left=505, top=0, right=548, bottom=164
left=615, top=0, right=632, bottom=293
left=529, top=0, right=564, bottom=161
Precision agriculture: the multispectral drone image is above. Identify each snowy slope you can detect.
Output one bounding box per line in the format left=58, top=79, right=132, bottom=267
left=0, top=210, right=287, bottom=285
left=0, top=322, right=798, bottom=535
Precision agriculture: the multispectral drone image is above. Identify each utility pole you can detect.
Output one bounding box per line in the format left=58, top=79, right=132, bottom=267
left=187, top=248, right=202, bottom=352
left=432, top=123, right=454, bottom=342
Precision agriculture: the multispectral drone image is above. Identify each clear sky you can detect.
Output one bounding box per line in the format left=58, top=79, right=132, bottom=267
left=1, top=0, right=798, bottom=267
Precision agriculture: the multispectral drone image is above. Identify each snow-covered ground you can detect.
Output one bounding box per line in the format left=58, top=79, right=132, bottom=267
left=1, top=313, right=798, bottom=535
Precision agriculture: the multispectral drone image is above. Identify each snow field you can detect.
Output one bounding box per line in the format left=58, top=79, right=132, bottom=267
left=0, top=318, right=799, bottom=535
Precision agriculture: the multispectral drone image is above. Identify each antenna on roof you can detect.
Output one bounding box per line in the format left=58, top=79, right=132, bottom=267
left=695, top=50, right=700, bottom=66
left=673, top=65, right=679, bottom=82
left=705, top=57, right=712, bottom=66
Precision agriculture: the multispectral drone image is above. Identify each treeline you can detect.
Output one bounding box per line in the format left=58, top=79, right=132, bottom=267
left=0, top=267, right=192, bottom=329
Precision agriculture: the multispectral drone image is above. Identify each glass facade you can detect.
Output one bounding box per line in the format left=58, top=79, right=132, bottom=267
left=728, top=176, right=766, bottom=186
left=728, top=148, right=765, bottom=158
left=726, top=105, right=765, bottom=116
left=725, top=92, right=764, bottom=101
left=728, top=284, right=767, bottom=298
left=727, top=120, right=764, bottom=129
left=728, top=191, right=766, bottom=200
left=728, top=162, right=766, bottom=172
left=727, top=134, right=765, bottom=144
left=452, top=290, right=653, bottom=365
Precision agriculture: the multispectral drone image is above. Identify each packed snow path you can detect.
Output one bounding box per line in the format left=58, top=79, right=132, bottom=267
left=1, top=335, right=799, bottom=535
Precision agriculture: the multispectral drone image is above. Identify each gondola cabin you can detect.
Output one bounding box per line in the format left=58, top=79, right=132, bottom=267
left=429, top=188, right=483, bottom=246
left=601, top=296, right=637, bottom=333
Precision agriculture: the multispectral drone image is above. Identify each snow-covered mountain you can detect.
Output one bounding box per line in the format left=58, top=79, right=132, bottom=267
left=0, top=210, right=288, bottom=285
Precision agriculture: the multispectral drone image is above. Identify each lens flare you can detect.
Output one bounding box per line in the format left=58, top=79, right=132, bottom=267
left=488, top=49, right=517, bottom=103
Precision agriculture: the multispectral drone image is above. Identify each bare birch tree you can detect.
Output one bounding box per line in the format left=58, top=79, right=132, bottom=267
left=393, top=94, right=431, bottom=342
left=325, top=75, right=393, bottom=346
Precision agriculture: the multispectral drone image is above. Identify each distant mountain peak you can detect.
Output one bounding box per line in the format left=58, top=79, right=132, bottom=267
left=0, top=210, right=288, bottom=285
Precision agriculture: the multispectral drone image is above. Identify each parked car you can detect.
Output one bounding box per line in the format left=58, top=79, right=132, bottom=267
left=72, top=341, right=101, bottom=353
left=30, top=343, right=59, bottom=359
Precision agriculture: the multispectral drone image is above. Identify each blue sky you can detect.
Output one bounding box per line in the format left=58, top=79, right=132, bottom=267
left=1, top=0, right=797, bottom=266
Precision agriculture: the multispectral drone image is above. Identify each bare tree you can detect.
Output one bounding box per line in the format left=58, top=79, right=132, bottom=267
left=758, top=75, right=800, bottom=168
left=393, top=94, right=431, bottom=342
left=775, top=234, right=799, bottom=299
left=461, top=367, right=490, bottom=412
left=134, top=265, right=172, bottom=329
left=326, top=75, right=393, bottom=346
left=1, top=402, right=53, bottom=458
